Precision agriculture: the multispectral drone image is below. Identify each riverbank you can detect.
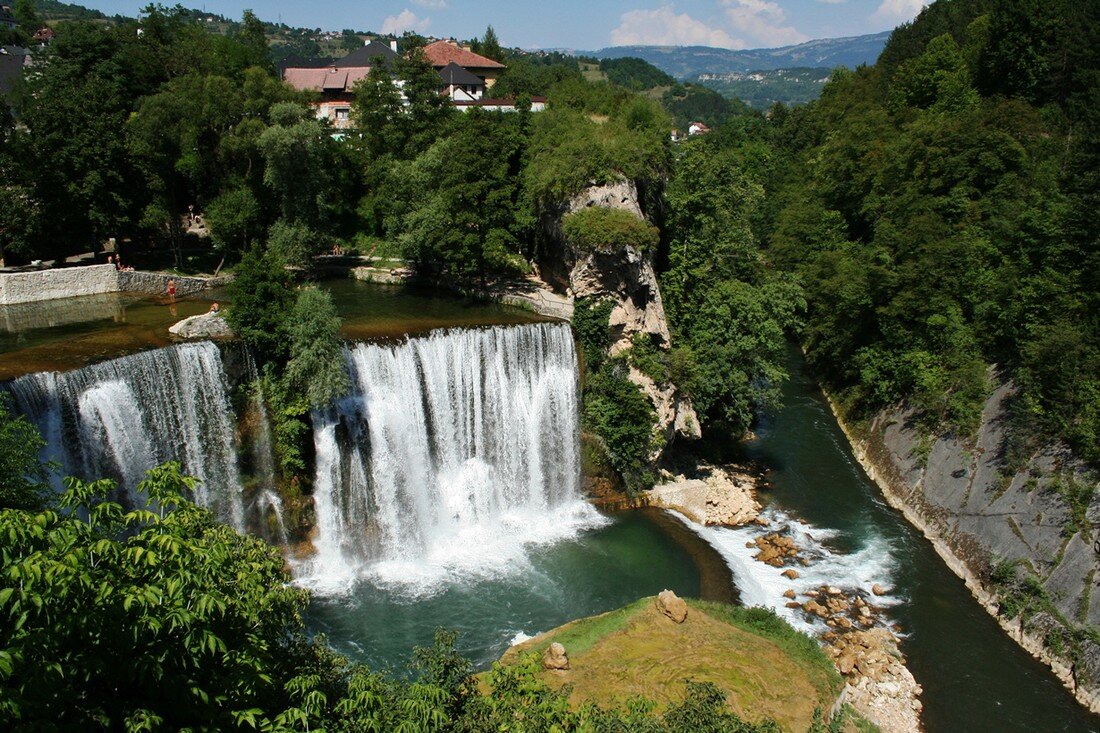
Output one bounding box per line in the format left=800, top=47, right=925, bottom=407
left=822, top=390, right=1100, bottom=716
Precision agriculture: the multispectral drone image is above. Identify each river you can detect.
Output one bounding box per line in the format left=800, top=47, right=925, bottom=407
left=723, top=346, right=1099, bottom=732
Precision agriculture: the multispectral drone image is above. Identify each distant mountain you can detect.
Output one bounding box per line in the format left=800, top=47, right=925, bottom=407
left=693, top=67, right=835, bottom=110
left=595, top=31, right=891, bottom=79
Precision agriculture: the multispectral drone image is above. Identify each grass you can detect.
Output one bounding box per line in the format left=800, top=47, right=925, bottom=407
left=530, top=598, right=648, bottom=656
left=687, top=601, right=842, bottom=702
left=499, top=596, right=843, bottom=732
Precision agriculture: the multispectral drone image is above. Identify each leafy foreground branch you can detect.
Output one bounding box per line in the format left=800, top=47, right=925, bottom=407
left=0, top=463, right=845, bottom=732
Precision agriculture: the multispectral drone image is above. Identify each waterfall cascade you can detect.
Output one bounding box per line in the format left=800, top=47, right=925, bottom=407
left=301, top=322, right=601, bottom=594
left=7, top=342, right=245, bottom=528
left=6, top=323, right=598, bottom=594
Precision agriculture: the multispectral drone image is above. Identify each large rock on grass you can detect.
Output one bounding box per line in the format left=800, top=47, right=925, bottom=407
left=542, top=642, right=570, bottom=670
left=656, top=589, right=688, bottom=623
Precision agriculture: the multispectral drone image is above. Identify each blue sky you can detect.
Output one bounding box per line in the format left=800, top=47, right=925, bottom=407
left=80, top=0, right=929, bottom=50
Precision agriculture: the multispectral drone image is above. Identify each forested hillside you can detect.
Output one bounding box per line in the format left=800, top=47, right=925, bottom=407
left=766, top=0, right=1100, bottom=466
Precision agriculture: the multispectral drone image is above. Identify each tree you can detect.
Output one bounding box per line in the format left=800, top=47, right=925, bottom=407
left=266, top=219, right=328, bottom=269
left=0, top=395, right=50, bottom=510
left=225, top=247, right=294, bottom=362
left=258, top=103, right=342, bottom=230
left=475, top=25, right=503, bottom=63
left=12, top=0, right=38, bottom=31
left=395, top=110, right=530, bottom=280
left=205, top=184, right=262, bottom=257
left=351, top=63, right=403, bottom=158
left=237, top=9, right=270, bottom=68
left=286, top=287, right=349, bottom=407
left=0, top=464, right=308, bottom=729
left=389, top=34, right=454, bottom=156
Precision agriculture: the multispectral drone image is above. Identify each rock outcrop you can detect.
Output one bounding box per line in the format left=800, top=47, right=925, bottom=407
left=833, top=376, right=1100, bottom=712
left=646, top=465, right=760, bottom=526
left=541, top=178, right=700, bottom=450
left=656, top=589, right=688, bottom=623
left=169, top=312, right=234, bottom=340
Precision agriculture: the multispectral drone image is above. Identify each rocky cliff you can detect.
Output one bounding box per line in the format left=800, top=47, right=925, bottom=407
left=834, top=378, right=1100, bottom=712
left=540, top=178, right=699, bottom=450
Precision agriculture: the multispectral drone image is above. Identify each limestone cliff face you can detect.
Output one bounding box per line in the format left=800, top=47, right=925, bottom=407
left=837, top=378, right=1100, bottom=712
left=540, top=178, right=700, bottom=449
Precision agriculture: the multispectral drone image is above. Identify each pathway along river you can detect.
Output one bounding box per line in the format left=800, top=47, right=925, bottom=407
left=717, top=346, right=1099, bottom=732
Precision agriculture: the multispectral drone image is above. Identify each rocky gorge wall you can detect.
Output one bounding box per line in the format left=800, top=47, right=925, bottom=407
left=539, top=178, right=699, bottom=451
left=830, top=380, right=1100, bottom=713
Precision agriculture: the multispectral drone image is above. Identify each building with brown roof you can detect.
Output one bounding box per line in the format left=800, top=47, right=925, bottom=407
left=422, top=40, right=505, bottom=89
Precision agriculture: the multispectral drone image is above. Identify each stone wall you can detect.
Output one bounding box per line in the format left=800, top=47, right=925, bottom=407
left=117, top=270, right=232, bottom=296
left=0, top=264, right=118, bottom=305
left=832, top=381, right=1100, bottom=713
left=0, top=265, right=231, bottom=305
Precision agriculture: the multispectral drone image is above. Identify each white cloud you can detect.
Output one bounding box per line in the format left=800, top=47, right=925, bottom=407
left=816, top=0, right=847, bottom=4
left=611, top=5, right=744, bottom=49
left=381, top=9, right=431, bottom=35
left=872, top=0, right=928, bottom=24
left=720, top=0, right=808, bottom=47
left=411, top=0, right=448, bottom=8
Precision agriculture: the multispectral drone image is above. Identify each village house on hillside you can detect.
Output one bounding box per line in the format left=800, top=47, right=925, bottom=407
left=280, top=40, right=397, bottom=129
left=281, top=38, right=543, bottom=127
left=421, top=40, right=505, bottom=89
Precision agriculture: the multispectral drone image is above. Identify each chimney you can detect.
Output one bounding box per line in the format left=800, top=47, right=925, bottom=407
left=389, top=40, right=398, bottom=52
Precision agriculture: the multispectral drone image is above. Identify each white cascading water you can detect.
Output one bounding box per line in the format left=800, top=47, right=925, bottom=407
left=299, top=322, right=603, bottom=595
left=673, top=507, right=901, bottom=633
left=7, top=342, right=245, bottom=529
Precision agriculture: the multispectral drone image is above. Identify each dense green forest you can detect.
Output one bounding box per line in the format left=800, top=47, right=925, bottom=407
left=766, top=0, right=1100, bottom=465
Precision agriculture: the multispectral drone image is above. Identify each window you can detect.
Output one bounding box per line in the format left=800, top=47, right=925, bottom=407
left=335, top=108, right=350, bottom=121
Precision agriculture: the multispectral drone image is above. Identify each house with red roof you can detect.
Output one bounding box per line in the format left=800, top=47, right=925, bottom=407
left=280, top=40, right=397, bottom=129
left=422, top=40, right=506, bottom=90
left=282, top=37, right=544, bottom=126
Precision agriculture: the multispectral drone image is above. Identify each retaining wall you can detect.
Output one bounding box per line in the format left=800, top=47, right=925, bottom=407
left=0, top=265, right=231, bottom=305
left=0, top=264, right=118, bottom=305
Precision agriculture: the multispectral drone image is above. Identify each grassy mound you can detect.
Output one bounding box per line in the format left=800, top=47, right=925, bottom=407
left=499, top=596, right=844, bottom=732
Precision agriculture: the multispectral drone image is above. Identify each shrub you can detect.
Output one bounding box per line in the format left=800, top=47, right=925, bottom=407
left=584, top=362, right=660, bottom=492
left=0, top=394, right=51, bottom=510
left=573, top=297, right=615, bottom=371
left=225, top=247, right=294, bottom=363
left=563, top=205, right=659, bottom=253
left=285, top=286, right=349, bottom=408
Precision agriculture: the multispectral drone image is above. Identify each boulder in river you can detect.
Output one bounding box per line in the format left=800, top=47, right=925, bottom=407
left=169, top=312, right=233, bottom=339
left=656, top=589, right=688, bottom=623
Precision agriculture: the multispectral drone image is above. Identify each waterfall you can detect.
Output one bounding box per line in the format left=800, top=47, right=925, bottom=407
left=301, top=322, right=601, bottom=594
left=254, top=489, right=289, bottom=547
left=7, top=342, right=245, bottom=529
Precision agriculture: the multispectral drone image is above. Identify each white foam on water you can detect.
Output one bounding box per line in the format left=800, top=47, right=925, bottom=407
left=294, top=323, right=604, bottom=598
left=671, top=506, right=901, bottom=634
left=509, top=631, right=536, bottom=646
